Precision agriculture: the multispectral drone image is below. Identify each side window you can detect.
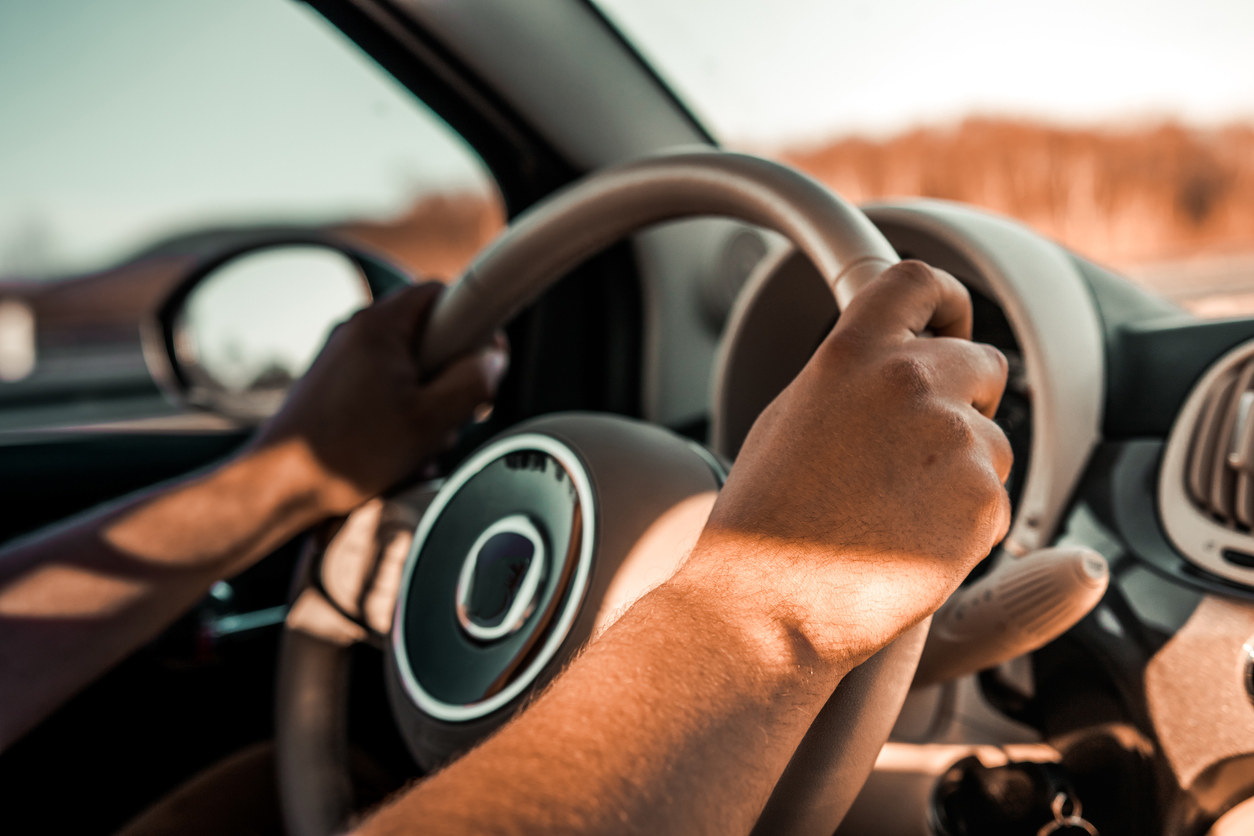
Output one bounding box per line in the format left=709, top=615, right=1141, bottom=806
left=0, top=0, right=503, bottom=400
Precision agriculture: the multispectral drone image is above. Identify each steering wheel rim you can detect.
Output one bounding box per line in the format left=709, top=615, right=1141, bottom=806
left=277, top=147, right=926, bottom=836
left=417, top=147, right=897, bottom=371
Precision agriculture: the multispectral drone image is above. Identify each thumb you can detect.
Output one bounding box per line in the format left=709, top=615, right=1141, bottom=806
left=418, top=343, right=509, bottom=436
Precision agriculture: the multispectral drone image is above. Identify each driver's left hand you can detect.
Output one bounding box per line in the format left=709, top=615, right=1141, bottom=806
left=247, top=281, right=509, bottom=518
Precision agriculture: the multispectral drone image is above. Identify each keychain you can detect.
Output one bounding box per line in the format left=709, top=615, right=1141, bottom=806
left=1037, top=792, right=1099, bottom=835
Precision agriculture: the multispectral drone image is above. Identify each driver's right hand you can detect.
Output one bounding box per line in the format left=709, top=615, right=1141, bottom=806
left=679, top=260, right=1012, bottom=676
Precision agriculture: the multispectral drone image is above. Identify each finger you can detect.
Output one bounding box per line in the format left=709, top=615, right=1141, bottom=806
left=417, top=344, right=510, bottom=436
left=368, top=280, right=444, bottom=333
left=839, top=260, right=972, bottom=340
left=919, top=338, right=1009, bottom=419
left=971, top=410, right=1015, bottom=484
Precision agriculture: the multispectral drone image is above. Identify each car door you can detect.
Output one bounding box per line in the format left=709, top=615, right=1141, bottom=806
left=0, top=2, right=519, bottom=829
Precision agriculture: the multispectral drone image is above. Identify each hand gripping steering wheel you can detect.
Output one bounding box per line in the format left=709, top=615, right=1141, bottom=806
left=276, top=149, right=928, bottom=836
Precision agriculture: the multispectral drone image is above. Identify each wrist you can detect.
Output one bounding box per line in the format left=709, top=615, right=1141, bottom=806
left=673, top=526, right=914, bottom=685
left=224, top=438, right=345, bottom=529
left=234, top=435, right=364, bottom=522
left=664, top=546, right=852, bottom=696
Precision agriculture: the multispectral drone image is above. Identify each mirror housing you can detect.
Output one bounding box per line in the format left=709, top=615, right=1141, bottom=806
left=152, top=236, right=413, bottom=422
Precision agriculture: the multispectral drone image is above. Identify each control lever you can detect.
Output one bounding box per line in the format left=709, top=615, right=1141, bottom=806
left=913, top=546, right=1109, bottom=687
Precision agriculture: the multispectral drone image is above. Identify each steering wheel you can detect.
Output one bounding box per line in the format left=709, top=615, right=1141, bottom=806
left=276, top=148, right=929, bottom=836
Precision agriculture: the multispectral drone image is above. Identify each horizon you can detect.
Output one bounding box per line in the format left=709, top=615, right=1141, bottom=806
left=3, top=0, right=1253, bottom=280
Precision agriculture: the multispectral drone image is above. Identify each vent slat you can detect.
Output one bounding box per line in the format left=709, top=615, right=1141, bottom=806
left=1187, top=377, right=1224, bottom=503
left=1237, top=468, right=1254, bottom=529
left=1211, top=362, right=1254, bottom=522
left=1233, top=389, right=1254, bottom=527
left=1188, top=370, right=1238, bottom=510
left=1183, top=359, right=1254, bottom=527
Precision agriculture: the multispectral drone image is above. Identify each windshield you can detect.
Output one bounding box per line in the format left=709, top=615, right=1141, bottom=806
left=597, top=0, right=1254, bottom=316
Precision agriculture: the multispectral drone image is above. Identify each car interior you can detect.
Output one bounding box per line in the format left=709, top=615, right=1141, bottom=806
left=3, top=1, right=1254, bottom=834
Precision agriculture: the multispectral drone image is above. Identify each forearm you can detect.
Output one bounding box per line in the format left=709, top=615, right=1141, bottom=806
left=356, top=570, right=847, bottom=836
left=0, top=282, right=505, bottom=752
left=0, top=438, right=330, bottom=749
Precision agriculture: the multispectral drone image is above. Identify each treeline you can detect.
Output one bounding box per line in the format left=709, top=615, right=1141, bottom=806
left=338, top=118, right=1254, bottom=277
left=336, top=192, right=503, bottom=281
left=782, top=118, right=1254, bottom=267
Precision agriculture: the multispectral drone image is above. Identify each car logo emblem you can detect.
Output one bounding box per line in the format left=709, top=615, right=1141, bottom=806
left=455, top=515, right=547, bottom=642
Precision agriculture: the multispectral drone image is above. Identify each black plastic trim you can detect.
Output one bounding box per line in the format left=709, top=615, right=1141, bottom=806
left=575, top=0, right=718, bottom=148
left=303, top=0, right=579, bottom=214
left=303, top=0, right=645, bottom=424
left=1078, top=439, right=1254, bottom=601
left=1074, top=255, right=1254, bottom=440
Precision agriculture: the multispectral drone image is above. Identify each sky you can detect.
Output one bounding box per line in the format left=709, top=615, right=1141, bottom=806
left=0, top=0, right=491, bottom=278
left=599, top=0, right=1254, bottom=146
left=1, top=0, right=1253, bottom=278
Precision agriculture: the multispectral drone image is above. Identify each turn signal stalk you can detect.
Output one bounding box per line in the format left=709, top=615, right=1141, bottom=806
left=913, top=546, right=1109, bottom=687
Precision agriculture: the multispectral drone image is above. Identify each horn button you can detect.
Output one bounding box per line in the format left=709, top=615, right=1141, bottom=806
left=391, top=434, right=593, bottom=722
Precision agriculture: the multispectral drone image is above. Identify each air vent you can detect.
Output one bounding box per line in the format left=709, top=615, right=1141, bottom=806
left=1160, top=340, right=1254, bottom=587
left=1184, top=358, right=1254, bottom=528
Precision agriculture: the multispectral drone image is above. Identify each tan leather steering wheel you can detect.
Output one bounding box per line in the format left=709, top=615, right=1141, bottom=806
left=277, top=148, right=928, bottom=836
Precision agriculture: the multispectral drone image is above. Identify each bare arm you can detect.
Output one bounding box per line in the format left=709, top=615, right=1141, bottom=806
left=0, top=283, right=506, bottom=750
left=356, top=262, right=1013, bottom=835
left=365, top=579, right=840, bottom=836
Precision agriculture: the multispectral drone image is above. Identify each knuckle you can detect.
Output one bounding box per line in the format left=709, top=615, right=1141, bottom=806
left=987, top=483, right=1013, bottom=538
left=881, top=354, right=935, bottom=399
left=341, top=307, right=373, bottom=334
left=993, top=424, right=1014, bottom=465
left=979, top=462, right=1009, bottom=501
left=883, top=259, right=960, bottom=303
left=989, top=445, right=1014, bottom=487
left=932, top=406, right=977, bottom=452
left=324, top=319, right=350, bottom=343
left=972, top=486, right=1012, bottom=546
left=887, top=261, right=971, bottom=308
left=959, top=460, right=1010, bottom=527
left=322, top=315, right=366, bottom=352
left=813, top=328, right=863, bottom=369
left=831, top=325, right=879, bottom=358
left=981, top=342, right=1010, bottom=378
left=884, top=259, right=937, bottom=289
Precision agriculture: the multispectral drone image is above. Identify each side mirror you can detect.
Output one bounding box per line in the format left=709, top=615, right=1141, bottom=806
left=157, top=240, right=410, bottom=422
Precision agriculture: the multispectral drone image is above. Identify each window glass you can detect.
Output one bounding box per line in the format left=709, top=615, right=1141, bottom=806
left=0, top=0, right=502, bottom=415
left=597, top=0, right=1254, bottom=317
left=0, top=0, right=503, bottom=282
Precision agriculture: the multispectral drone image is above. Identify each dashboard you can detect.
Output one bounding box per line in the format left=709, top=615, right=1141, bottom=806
left=709, top=199, right=1101, bottom=559
left=701, top=198, right=1254, bottom=832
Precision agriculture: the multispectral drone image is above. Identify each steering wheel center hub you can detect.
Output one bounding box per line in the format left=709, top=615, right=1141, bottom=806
left=391, top=433, right=595, bottom=725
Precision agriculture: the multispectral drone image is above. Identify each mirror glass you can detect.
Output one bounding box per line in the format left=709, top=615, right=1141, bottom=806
left=174, top=245, right=370, bottom=417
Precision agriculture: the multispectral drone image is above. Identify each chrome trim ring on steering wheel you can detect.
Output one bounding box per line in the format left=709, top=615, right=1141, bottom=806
left=391, top=432, right=597, bottom=723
